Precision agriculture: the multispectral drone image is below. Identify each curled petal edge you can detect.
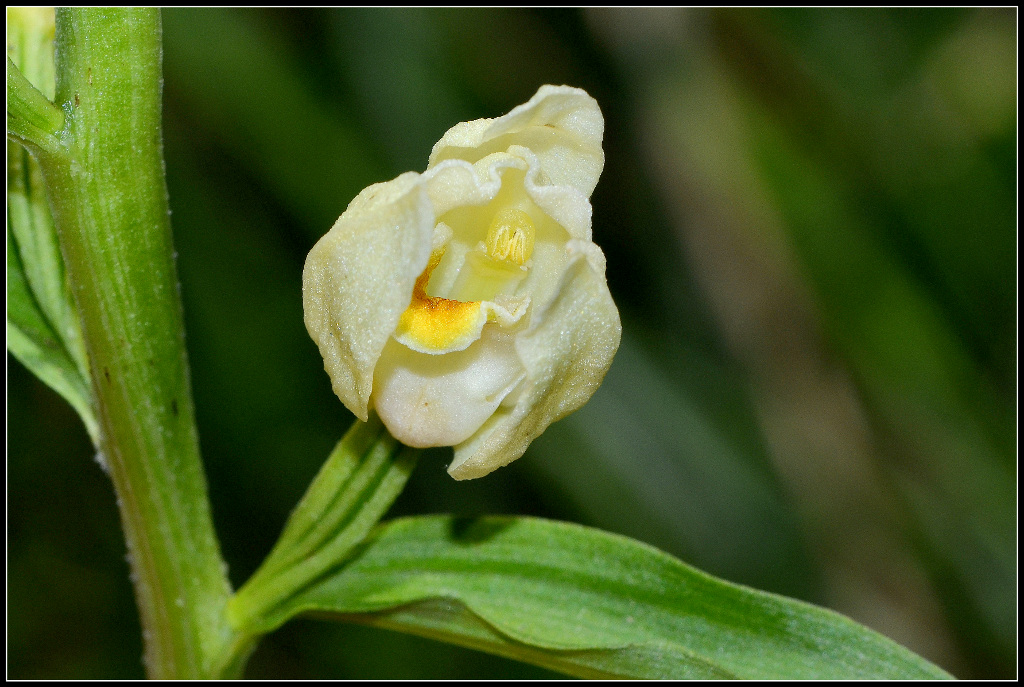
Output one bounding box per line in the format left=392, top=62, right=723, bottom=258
left=448, top=241, right=621, bottom=479
left=302, top=173, right=435, bottom=420
left=424, top=149, right=593, bottom=244
left=428, top=85, right=605, bottom=198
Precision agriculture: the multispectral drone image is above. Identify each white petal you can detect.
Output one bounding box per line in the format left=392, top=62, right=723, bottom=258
left=422, top=156, right=520, bottom=218
left=372, top=326, right=526, bottom=448
left=302, top=173, right=434, bottom=420
left=516, top=145, right=593, bottom=242
left=422, top=151, right=592, bottom=242
left=428, top=85, right=605, bottom=197
left=448, top=243, right=621, bottom=479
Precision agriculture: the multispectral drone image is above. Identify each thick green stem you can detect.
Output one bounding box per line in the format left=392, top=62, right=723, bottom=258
left=33, top=9, right=234, bottom=678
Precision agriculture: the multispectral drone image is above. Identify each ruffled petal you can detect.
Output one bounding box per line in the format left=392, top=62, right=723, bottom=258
left=302, top=173, right=435, bottom=420
left=448, top=242, right=621, bottom=479
left=428, top=85, right=605, bottom=197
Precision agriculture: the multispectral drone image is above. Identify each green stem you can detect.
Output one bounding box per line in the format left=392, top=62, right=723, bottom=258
left=228, top=418, right=420, bottom=637
left=264, top=415, right=387, bottom=571
left=31, top=9, right=234, bottom=678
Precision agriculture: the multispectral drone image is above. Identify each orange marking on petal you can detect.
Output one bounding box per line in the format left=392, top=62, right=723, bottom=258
left=396, top=252, right=483, bottom=353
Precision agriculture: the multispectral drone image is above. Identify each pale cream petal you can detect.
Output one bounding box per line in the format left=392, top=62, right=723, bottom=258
left=302, top=173, right=434, bottom=420
left=373, top=327, right=526, bottom=448
left=448, top=242, right=621, bottom=479
left=422, top=151, right=591, bottom=245
left=428, top=85, right=605, bottom=197
left=422, top=157, right=514, bottom=217
left=516, top=145, right=593, bottom=242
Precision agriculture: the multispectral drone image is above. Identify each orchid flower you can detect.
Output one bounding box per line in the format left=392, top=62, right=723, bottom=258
left=303, top=85, right=620, bottom=479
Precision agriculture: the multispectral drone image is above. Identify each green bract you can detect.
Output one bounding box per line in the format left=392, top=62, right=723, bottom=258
left=303, top=85, right=620, bottom=479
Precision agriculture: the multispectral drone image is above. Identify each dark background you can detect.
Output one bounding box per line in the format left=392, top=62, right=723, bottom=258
left=8, top=8, right=1016, bottom=679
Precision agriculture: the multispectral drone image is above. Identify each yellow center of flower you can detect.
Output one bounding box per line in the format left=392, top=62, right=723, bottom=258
left=395, top=252, right=483, bottom=353
left=449, top=209, right=535, bottom=303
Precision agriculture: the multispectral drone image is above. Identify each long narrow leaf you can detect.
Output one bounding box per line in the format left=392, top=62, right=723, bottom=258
left=7, top=225, right=97, bottom=441
left=8, top=8, right=95, bottom=443
left=260, top=515, right=952, bottom=680
left=228, top=418, right=419, bottom=634
left=337, top=598, right=733, bottom=679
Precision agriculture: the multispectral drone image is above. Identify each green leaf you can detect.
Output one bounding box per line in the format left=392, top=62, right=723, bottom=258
left=8, top=5, right=95, bottom=444
left=6, top=56, right=65, bottom=158
left=259, top=515, right=953, bottom=680
left=7, top=223, right=97, bottom=442
left=337, top=598, right=734, bottom=679
left=7, top=10, right=65, bottom=160
left=6, top=142, right=84, bottom=361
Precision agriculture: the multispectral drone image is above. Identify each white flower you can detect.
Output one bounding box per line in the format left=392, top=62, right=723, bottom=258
left=303, top=85, right=620, bottom=479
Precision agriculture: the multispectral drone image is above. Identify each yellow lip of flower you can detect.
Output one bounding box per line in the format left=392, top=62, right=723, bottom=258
left=394, top=251, right=484, bottom=354
left=395, top=286, right=528, bottom=354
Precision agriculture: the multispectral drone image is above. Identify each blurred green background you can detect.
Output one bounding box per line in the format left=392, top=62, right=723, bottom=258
left=7, top=8, right=1016, bottom=679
